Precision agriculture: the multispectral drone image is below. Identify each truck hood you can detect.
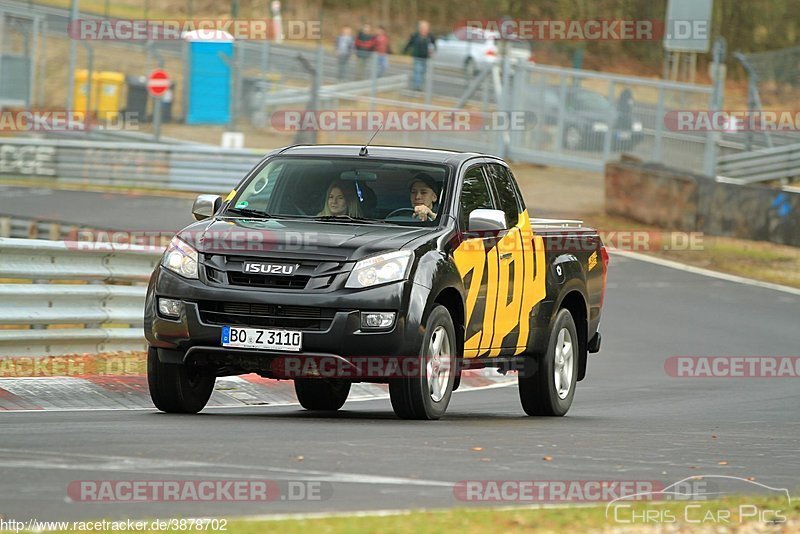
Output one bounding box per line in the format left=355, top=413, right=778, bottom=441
left=178, top=218, right=431, bottom=262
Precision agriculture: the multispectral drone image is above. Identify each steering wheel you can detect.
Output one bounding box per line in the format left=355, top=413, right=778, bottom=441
left=384, top=207, right=417, bottom=221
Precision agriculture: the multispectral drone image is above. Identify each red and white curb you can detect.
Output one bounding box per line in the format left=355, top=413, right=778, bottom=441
left=0, top=371, right=516, bottom=411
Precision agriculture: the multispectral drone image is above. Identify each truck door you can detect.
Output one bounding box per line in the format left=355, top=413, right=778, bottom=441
left=488, top=164, right=548, bottom=356
left=484, top=164, right=526, bottom=356
left=452, top=164, right=499, bottom=359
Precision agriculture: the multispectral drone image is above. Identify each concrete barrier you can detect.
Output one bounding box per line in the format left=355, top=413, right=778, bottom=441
left=605, top=159, right=800, bottom=247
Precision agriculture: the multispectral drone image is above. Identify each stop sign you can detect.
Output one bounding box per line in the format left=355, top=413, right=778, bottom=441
left=147, top=69, right=170, bottom=98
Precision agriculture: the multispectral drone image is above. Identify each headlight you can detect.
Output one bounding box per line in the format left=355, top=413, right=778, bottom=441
left=162, top=236, right=199, bottom=279
left=632, top=121, right=643, bottom=132
left=591, top=122, right=609, bottom=132
left=346, top=250, right=412, bottom=289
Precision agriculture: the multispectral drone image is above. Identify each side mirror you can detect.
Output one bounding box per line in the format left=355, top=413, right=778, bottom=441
left=192, top=194, right=222, bottom=221
left=468, top=209, right=507, bottom=233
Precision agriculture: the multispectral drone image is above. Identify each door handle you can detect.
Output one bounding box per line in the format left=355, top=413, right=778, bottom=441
left=500, top=252, right=513, bottom=260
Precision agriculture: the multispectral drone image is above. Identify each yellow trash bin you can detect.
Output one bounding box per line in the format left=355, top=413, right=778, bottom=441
left=96, top=71, right=125, bottom=122
left=72, top=69, right=99, bottom=121
left=72, top=70, right=125, bottom=122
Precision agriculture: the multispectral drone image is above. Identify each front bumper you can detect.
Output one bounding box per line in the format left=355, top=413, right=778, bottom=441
left=144, top=267, right=429, bottom=376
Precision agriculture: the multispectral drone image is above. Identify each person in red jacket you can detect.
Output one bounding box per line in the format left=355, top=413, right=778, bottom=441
left=373, top=26, right=391, bottom=77
left=354, top=23, right=376, bottom=79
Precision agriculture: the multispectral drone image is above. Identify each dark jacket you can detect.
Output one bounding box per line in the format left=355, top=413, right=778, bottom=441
left=355, top=31, right=376, bottom=58
left=403, top=32, right=435, bottom=59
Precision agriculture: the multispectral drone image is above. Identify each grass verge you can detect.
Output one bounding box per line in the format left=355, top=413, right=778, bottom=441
left=34, top=495, right=799, bottom=533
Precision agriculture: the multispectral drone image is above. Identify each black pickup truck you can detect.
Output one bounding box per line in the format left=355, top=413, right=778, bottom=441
left=144, top=145, right=608, bottom=420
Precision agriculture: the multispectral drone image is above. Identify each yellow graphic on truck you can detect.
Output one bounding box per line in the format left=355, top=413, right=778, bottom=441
left=453, top=209, right=546, bottom=358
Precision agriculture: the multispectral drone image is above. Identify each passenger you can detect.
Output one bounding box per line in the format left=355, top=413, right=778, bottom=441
left=318, top=181, right=363, bottom=217
left=409, top=172, right=439, bottom=222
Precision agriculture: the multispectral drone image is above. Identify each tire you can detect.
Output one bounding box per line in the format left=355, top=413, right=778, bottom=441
left=294, top=379, right=351, bottom=411
left=389, top=305, right=457, bottom=420
left=564, top=125, right=583, bottom=150
left=518, top=309, right=579, bottom=416
left=147, top=346, right=215, bottom=414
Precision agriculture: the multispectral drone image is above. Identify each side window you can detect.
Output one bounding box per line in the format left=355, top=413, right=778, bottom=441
left=487, top=164, right=520, bottom=228
left=458, top=166, right=494, bottom=230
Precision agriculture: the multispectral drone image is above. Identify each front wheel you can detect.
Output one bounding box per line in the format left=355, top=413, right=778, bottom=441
left=389, top=305, right=457, bottom=420
left=518, top=309, right=579, bottom=416
left=294, top=379, right=351, bottom=411
left=147, top=346, right=215, bottom=414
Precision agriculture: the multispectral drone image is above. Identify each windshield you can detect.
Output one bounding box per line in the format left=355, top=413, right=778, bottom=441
left=227, top=157, right=450, bottom=226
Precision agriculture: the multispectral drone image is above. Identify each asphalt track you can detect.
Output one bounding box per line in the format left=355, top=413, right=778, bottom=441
left=1, top=251, right=798, bottom=521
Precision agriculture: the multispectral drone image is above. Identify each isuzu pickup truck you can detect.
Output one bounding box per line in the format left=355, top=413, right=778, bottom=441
left=144, top=145, right=608, bottom=420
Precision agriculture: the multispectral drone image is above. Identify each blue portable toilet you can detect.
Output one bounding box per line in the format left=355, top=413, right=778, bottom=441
left=183, top=30, right=234, bottom=125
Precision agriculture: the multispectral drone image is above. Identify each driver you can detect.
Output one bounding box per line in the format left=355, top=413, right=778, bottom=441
left=409, top=173, right=439, bottom=222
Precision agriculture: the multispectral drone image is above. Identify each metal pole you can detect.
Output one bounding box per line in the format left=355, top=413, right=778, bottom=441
left=66, top=0, right=79, bottom=112
left=654, top=85, right=665, bottom=163
left=602, top=81, right=615, bottom=160
left=153, top=94, right=162, bottom=141
left=314, top=43, right=323, bottom=113
left=29, top=15, right=39, bottom=109
left=424, top=59, right=433, bottom=105
left=38, top=18, right=47, bottom=106
left=497, top=41, right=511, bottom=158
left=369, top=52, right=378, bottom=111
left=82, top=42, right=93, bottom=135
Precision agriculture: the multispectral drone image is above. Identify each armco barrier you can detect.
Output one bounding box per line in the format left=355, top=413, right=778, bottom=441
left=0, top=138, right=264, bottom=193
left=0, top=238, right=162, bottom=356
left=605, top=160, right=800, bottom=247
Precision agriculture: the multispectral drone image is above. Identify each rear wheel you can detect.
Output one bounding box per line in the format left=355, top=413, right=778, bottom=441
left=294, top=379, right=351, bottom=411
left=389, top=305, right=456, bottom=420
left=147, top=346, right=215, bottom=414
left=518, top=309, right=579, bottom=416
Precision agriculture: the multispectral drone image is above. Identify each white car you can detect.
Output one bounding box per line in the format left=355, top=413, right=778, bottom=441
left=433, top=27, right=533, bottom=76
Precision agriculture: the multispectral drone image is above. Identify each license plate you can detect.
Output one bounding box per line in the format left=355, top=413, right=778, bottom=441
left=221, top=326, right=302, bottom=351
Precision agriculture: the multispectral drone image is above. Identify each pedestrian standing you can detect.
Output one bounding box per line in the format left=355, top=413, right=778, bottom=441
left=354, top=23, right=376, bottom=79
left=403, top=20, right=435, bottom=91
left=336, top=25, right=355, bottom=81
left=374, top=26, right=391, bottom=77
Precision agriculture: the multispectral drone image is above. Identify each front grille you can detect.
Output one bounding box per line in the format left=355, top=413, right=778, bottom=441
left=203, top=255, right=350, bottom=290
left=198, top=301, right=334, bottom=330
left=226, top=272, right=310, bottom=289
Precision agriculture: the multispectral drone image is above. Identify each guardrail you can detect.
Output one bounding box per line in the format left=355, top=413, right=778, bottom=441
left=717, top=142, right=800, bottom=184
left=0, top=137, right=263, bottom=193
left=0, top=238, right=162, bottom=357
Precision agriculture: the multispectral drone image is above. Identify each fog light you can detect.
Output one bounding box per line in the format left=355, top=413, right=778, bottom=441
left=361, top=312, right=396, bottom=329
left=158, top=298, right=182, bottom=318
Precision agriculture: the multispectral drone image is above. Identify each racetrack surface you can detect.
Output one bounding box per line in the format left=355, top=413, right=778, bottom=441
left=1, top=254, right=798, bottom=521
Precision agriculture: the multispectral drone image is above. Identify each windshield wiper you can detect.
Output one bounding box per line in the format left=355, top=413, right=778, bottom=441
left=312, top=215, right=380, bottom=224
left=224, top=207, right=281, bottom=219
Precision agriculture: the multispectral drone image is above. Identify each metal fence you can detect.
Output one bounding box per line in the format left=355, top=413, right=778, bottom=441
left=717, top=143, right=800, bottom=185
left=1, top=0, right=737, bottom=179
left=0, top=237, right=161, bottom=356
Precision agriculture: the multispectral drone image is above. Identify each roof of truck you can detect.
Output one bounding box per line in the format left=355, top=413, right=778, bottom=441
left=270, top=144, right=497, bottom=166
